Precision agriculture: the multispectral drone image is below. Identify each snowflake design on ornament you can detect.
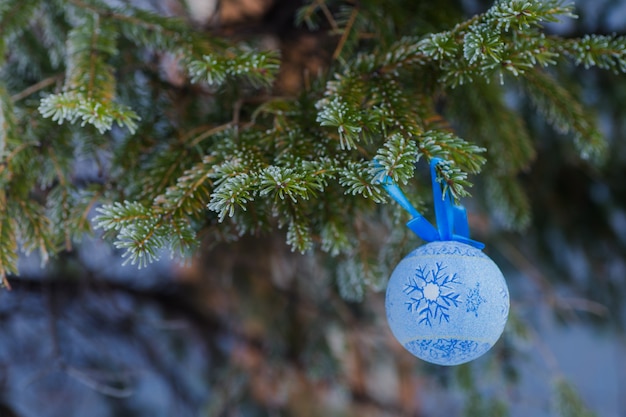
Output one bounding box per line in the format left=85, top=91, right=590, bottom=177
left=465, top=282, right=486, bottom=317
left=403, top=262, right=461, bottom=327
left=405, top=338, right=490, bottom=365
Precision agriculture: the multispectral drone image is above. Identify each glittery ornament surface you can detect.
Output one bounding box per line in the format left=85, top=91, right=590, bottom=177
left=385, top=241, right=509, bottom=366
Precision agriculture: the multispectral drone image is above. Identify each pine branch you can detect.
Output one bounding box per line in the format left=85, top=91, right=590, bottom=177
left=313, top=0, right=578, bottom=203
left=378, top=0, right=573, bottom=76
left=36, top=2, right=69, bottom=70
left=447, top=80, right=536, bottom=176
left=336, top=257, right=366, bottom=301
left=316, top=95, right=364, bottom=150
left=418, top=130, right=486, bottom=174
left=558, top=34, right=626, bottom=73
left=207, top=173, right=257, bottom=222
left=486, top=175, right=531, bottom=230
left=46, top=185, right=102, bottom=250
left=102, top=3, right=204, bottom=52
left=373, top=132, right=419, bottom=185
left=94, top=201, right=197, bottom=268
left=258, top=164, right=326, bottom=203
left=0, top=83, right=17, bottom=160
left=521, top=68, right=606, bottom=162
left=38, top=12, right=140, bottom=133
left=14, top=199, right=55, bottom=264
left=206, top=122, right=336, bottom=231
left=0, top=87, right=40, bottom=200
left=368, top=75, right=423, bottom=138
left=553, top=378, right=598, bottom=417
left=64, top=13, right=117, bottom=99
left=286, top=219, right=313, bottom=253
left=433, top=158, right=475, bottom=200
left=320, top=219, right=351, bottom=256
left=187, top=49, right=281, bottom=89
left=69, top=0, right=281, bottom=91
left=0, top=191, right=18, bottom=289
left=3, top=0, right=625, bottom=282
left=338, top=160, right=386, bottom=203
left=1, top=87, right=77, bottom=269
left=489, top=0, right=575, bottom=31
left=0, top=0, right=41, bottom=60
left=156, top=156, right=215, bottom=218
left=95, top=200, right=155, bottom=232
left=138, top=147, right=193, bottom=201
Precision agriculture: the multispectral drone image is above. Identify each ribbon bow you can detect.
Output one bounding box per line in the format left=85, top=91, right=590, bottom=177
left=378, top=157, right=484, bottom=250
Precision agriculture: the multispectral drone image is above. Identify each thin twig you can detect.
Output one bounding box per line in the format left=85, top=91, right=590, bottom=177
left=64, top=365, right=135, bottom=398
left=1, top=274, right=10, bottom=291
left=554, top=296, right=609, bottom=317
left=499, top=239, right=608, bottom=318
left=316, top=0, right=338, bottom=31
left=189, top=122, right=234, bottom=147
left=75, top=191, right=103, bottom=234
left=333, top=6, right=359, bottom=61
left=10, top=75, right=63, bottom=102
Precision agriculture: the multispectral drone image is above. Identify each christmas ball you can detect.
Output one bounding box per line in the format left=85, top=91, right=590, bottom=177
left=385, top=240, right=509, bottom=366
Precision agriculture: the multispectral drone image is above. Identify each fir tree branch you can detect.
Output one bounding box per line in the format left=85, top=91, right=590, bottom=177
left=433, top=158, right=474, bottom=200
left=72, top=188, right=103, bottom=236
left=3, top=0, right=624, bottom=283
left=38, top=12, right=140, bottom=134
left=156, top=156, right=215, bottom=218
left=447, top=80, right=535, bottom=176
left=68, top=0, right=213, bottom=53
left=186, top=49, right=280, bottom=89
left=0, top=83, right=17, bottom=159
left=375, top=0, right=572, bottom=73
left=138, top=148, right=192, bottom=201
left=95, top=201, right=155, bottom=232
left=418, top=130, right=486, bottom=174
left=42, top=185, right=104, bottom=250
left=521, top=68, right=606, bottom=162
left=557, top=34, right=626, bottom=73
left=70, top=0, right=280, bottom=89
left=339, top=161, right=386, bottom=202
left=313, top=1, right=581, bottom=204
left=14, top=199, right=55, bottom=264
left=0, top=142, right=30, bottom=184
left=486, top=175, right=531, bottom=230
left=0, top=191, right=18, bottom=289
left=208, top=173, right=256, bottom=222
left=286, top=218, right=313, bottom=253
left=0, top=0, right=41, bottom=60
left=553, top=378, right=598, bottom=417
left=316, top=96, right=363, bottom=150
left=94, top=201, right=197, bottom=268
left=489, top=0, right=575, bottom=31
left=373, top=133, right=419, bottom=185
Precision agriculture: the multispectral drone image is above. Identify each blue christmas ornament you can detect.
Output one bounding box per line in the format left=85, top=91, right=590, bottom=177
left=379, top=158, right=509, bottom=366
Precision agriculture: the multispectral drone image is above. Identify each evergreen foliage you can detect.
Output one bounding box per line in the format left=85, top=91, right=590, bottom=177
left=553, top=378, right=599, bottom=417
left=1, top=0, right=626, bottom=292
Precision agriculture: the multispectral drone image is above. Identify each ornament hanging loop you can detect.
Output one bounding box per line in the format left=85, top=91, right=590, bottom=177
left=377, top=158, right=484, bottom=250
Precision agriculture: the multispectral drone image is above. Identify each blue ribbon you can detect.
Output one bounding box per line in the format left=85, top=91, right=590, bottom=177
left=377, top=158, right=484, bottom=250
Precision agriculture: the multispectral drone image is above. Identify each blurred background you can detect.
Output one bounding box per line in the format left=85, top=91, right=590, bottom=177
left=2, top=0, right=626, bottom=416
